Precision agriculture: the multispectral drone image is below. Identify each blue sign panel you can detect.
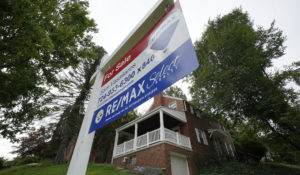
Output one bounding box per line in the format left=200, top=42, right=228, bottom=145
left=89, top=1, right=199, bottom=133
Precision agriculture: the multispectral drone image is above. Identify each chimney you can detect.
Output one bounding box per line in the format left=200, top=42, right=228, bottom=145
left=149, top=92, right=164, bottom=111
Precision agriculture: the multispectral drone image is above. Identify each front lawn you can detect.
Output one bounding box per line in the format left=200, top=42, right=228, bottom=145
left=0, top=163, right=130, bottom=175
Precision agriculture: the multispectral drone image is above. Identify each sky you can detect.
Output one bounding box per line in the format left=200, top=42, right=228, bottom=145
left=1, top=0, right=299, bottom=160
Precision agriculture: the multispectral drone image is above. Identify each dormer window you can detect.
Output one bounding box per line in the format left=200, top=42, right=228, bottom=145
left=168, top=101, right=177, bottom=109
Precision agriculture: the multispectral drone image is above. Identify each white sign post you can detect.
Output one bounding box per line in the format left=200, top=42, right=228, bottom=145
left=66, top=68, right=103, bottom=175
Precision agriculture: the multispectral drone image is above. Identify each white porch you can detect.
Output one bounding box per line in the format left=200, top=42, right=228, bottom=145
left=113, top=107, right=192, bottom=158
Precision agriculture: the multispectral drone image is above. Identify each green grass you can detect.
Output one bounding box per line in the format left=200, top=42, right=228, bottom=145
left=196, top=161, right=300, bottom=175
left=0, top=163, right=130, bottom=175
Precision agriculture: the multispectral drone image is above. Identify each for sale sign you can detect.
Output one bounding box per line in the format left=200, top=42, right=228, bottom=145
left=89, top=1, right=199, bottom=133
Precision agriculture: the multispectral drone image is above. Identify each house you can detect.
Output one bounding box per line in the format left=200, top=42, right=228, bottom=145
left=112, top=93, right=235, bottom=175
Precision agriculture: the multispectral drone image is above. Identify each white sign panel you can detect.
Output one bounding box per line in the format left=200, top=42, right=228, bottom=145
left=89, top=0, right=199, bottom=133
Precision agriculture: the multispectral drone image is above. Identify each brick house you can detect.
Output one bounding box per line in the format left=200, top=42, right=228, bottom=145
left=112, top=93, right=235, bottom=175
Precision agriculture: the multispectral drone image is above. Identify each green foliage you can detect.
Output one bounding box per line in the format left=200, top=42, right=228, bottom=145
left=190, top=8, right=300, bottom=153
left=196, top=161, right=300, bottom=175
left=0, top=0, right=97, bottom=140
left=193, top=152, right=220, bottom=171
left=235, top=138, right=267, bottom=162
left=231, top=123, right=267, bottom=163
left=163, top=85, right=187, bottom=100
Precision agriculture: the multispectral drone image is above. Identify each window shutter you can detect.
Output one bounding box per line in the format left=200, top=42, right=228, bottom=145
left=195, top=128, right=200, bottom=143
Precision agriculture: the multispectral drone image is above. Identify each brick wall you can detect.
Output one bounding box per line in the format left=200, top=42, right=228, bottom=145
left=113, top=143, right=196, bottom=175
left=113, top=143, right=167, bottom=169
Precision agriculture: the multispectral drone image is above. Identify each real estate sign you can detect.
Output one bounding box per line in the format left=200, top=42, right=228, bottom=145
left=89, top=1, right=199, bottom=133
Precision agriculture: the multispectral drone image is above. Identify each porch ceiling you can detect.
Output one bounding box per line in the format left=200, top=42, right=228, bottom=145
left=117, top=106, right=187, bottom=132
left=122, top=113, right=182, bottom=136
left=161, top=107, right=186, bottom=123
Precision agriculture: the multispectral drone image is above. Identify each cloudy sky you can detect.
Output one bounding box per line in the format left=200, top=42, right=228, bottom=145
left=89, top=0, right=300, bottom=99
left=1, top=0, right=299, bottom=160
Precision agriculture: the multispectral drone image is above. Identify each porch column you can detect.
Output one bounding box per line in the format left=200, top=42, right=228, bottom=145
left=134, top=122, right=138, bottom=150
left=160, top=110, right=165, bottom=140
left=111, top=130, right=119, bottom=164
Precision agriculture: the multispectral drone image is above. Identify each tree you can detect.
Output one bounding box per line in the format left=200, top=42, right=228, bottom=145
left=11, top=125, right=54, bottom=159
left=163, top=85, right=187, bottom=100
left=190, top=9, right=300, bottom=151
left=0, top=0, right=97, bottom=140
left=52, top=46, right=105, bottom=164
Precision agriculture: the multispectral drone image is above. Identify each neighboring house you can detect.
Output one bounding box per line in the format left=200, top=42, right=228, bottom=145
left=112, top=93, right=235, bottom=175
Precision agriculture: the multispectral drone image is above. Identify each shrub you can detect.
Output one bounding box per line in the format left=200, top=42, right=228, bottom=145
left=235, top=138, right=267, bottom=163
left=193, top=152, right=221, bottom=171
left=0, top=157, right=6, bottom=169
left=15, top=156, right=38, bottom=165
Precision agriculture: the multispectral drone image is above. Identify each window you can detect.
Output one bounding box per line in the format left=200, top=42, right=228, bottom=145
left=195, top=128, right=208, bottom=145
left=168, top=101, right=177, bottom=109
left=130, top=156, right=136, bottom=165
left=190, top=105, right=194, bottom=114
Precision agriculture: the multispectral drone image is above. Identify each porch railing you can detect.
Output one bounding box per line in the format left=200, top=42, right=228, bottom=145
left=114, top=128, right=191, bottom=157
